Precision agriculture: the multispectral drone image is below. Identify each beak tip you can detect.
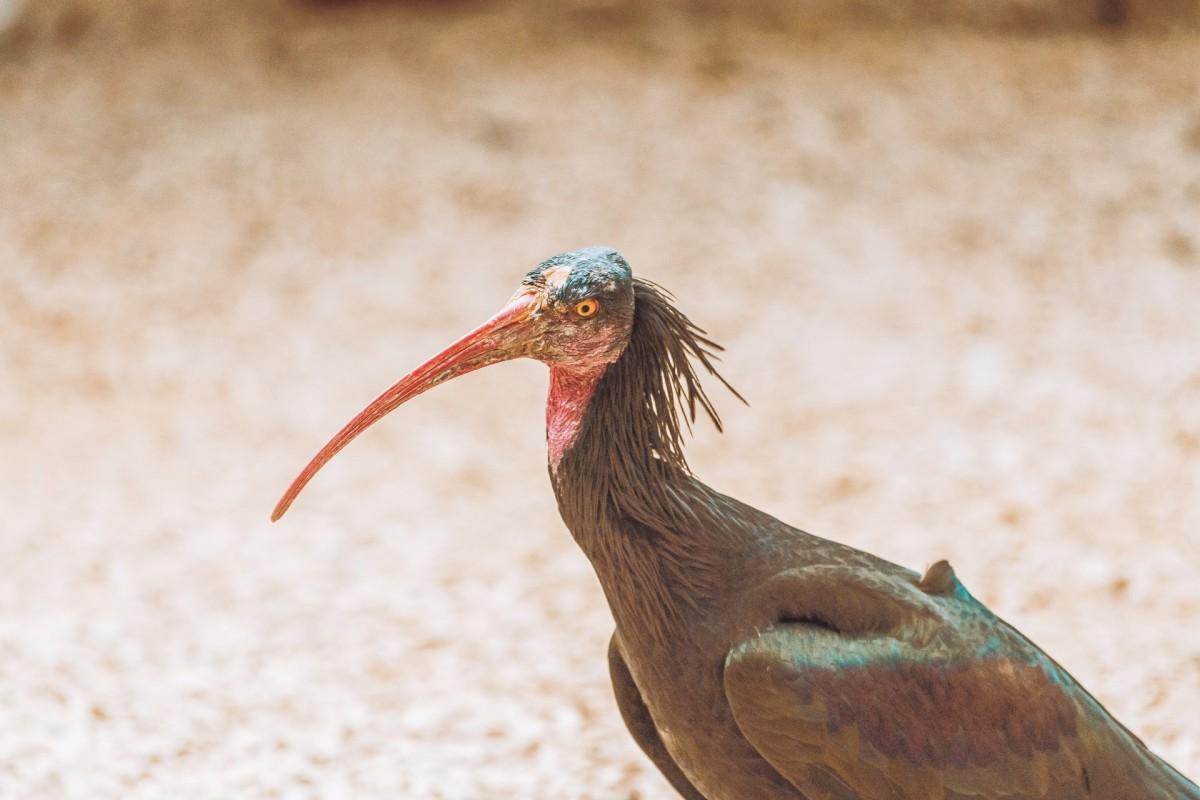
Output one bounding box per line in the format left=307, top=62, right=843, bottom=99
left=272, top=476, right=307, bottom=522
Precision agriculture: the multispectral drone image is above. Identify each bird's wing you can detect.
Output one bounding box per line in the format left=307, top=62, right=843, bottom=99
left=608, top=633, right=708, bottom=800
left=722, top=562, right=1170, bottom=800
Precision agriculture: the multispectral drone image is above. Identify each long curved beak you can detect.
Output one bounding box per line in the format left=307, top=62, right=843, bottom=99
left=271, top=291, right=539, bottom=521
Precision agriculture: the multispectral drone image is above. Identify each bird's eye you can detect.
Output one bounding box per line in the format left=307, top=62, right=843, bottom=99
left=574, top=299, right=600, bottom=318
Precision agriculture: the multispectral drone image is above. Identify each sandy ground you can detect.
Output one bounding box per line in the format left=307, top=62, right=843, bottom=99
left=1, top=1, right=1198, bottom=798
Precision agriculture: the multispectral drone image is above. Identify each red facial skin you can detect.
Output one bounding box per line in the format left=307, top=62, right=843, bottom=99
left=546, top=364, right=607, bottom=471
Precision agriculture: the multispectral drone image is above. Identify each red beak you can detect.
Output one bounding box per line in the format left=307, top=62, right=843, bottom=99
left=271, top=291, right=539, bottom=521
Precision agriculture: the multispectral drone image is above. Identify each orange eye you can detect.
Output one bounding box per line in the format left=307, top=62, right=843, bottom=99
left=574, top=299, right=600, bottom=318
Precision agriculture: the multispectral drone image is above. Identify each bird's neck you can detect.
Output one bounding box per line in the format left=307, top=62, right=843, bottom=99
left=547, top=356, right=688, bottom=542
left=546, top=361, right=735, bottom=645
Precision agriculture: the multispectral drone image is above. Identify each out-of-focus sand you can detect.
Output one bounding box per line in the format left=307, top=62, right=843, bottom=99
left=1, top=1, right=1198, bottom=797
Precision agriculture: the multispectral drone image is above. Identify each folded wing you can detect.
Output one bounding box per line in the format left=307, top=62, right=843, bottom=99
left=723, top=563, right=1196, bottom=800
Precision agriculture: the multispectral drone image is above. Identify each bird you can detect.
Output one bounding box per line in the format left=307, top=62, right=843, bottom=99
left=273, top=247, right=1199, bottom=799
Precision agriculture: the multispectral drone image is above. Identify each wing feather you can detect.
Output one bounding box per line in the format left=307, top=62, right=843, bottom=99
left=723, top=564, right=1192, bottom=799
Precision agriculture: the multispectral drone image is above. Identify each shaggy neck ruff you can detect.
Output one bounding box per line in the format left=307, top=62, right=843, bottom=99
left=545, top=280, right=745, bottom=641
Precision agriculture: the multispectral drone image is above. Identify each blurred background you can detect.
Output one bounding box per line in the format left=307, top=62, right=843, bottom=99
left=1, top=0, right=1198, bottom=797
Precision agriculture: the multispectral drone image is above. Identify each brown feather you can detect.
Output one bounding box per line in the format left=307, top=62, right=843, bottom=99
left=556, top=279, right=744, bottom=532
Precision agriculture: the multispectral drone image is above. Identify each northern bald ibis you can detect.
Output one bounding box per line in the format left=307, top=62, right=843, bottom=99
left=274, top=247, right=1199, bottom=799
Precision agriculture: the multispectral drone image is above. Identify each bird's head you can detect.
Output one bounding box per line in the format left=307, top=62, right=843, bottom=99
left=516, top=246, right=636, bottom=371
left=271, top=246, right=637, bottom=521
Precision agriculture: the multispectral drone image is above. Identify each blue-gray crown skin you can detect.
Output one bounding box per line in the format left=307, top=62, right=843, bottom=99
left=525, top=246, right=634, bottom=308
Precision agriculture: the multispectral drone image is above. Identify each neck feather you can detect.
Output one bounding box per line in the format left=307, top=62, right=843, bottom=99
left=550, top=279, right=741, bottom=531
left=545, top=280, right=745, bottom=638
